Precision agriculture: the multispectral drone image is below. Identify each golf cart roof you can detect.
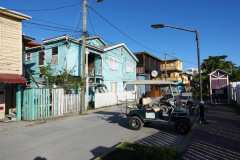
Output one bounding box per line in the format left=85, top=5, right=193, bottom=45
left=125, top=80, right=177, bottom=85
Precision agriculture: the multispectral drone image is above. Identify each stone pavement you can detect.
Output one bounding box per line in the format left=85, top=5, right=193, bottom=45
left=183, top=104, right=240, bottom=160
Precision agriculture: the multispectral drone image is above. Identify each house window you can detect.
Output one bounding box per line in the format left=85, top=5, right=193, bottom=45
left=26, top=52, right=31, bottom=61
left=170, top=63, right=174, bottom=66
left=167, top=73, right=171, bottom=77
left=38, top=51, right=45, bottom=66
left=109, top=56, right=118, bottom=71
left=51, top=46, right=58, bottom=65
left=110, top=82, right=118, bottom=92
left=126, top=61, right=133, bottom=73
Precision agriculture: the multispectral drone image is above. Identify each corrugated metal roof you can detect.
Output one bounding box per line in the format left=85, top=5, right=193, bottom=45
left=0, top=74, right=27, bottom=84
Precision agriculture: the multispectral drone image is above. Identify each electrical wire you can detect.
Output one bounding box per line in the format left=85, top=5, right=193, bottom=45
left=71, top=3, right=83, bottom=37
left=89, top=7, right=165, bottom=55
left=10, top=2, right=83, bottom=12
left=88, top=9, right=96, bottom=36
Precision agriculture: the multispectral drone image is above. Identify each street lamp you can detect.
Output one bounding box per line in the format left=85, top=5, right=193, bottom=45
left=151, top=24, right=205, bottom=122
left=80, top=0, right=103, bottom=115
left=164, top=52, right=175, bottom=81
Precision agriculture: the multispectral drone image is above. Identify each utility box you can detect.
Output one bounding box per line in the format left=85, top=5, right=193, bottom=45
left=0, top=83, right=5, bottom=119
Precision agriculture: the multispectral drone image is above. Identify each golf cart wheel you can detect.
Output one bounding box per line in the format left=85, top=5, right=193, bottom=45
left=160, top=104, right=169, bottom=114
left=174, top=119, right=190, bottom=135
left=129, top=116, right=143, bottom=130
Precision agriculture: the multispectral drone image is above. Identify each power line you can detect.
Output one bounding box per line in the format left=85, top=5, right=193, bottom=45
left=88, top=10, right=96, bottom=36
left=89, top=7, right=165, bottom=55
left=10, top=2, right=83, bottom=11
left=71, top=3, right=83, bottom=37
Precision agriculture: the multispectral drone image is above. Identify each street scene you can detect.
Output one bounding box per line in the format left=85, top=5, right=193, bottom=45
left=1, top=0, right=240, bottom=160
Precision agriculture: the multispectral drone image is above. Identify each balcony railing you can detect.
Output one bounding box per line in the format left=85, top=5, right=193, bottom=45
left=88, top=66, right=103, bottom=77
left=160, top=66, right=182, bottom=71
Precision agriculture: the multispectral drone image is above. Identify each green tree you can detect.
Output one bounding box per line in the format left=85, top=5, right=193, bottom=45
left=40, top=64, right=85, bottom=93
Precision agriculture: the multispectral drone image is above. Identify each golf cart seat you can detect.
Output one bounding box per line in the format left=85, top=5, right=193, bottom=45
left=141, top=98, right=162, bottom=112
left=127, top=105, right=138, bottom=109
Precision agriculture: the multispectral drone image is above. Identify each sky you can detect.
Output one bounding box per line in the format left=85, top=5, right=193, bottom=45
left=1, top=0, right=240, bottom=71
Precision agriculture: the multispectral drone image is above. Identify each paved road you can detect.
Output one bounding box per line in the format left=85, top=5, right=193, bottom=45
left=0, top=105, right=193, bottom=160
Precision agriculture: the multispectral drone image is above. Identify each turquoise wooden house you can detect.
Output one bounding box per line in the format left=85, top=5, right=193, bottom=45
left=24, top=35, right=138, bottom=102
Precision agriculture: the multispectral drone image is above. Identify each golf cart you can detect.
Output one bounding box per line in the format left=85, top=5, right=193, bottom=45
left=123, top=80, right=191, bottom=135
left=152, top=83, right=198, bottom=116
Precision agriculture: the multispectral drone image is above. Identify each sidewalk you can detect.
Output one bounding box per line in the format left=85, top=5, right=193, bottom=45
left=183, top=104, right=240, bottom=160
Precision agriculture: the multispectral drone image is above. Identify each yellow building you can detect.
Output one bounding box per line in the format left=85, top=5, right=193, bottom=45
left=0, top=7, right=31, bottom=119
left=160, top=59, right=183, bottom=81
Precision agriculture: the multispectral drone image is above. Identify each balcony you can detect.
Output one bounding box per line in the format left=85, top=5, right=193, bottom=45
left=88, top=66, right=103, bottom=77
left=164, top=76, right=182, bottom=82
left=161, top=65, right=182, bottom=72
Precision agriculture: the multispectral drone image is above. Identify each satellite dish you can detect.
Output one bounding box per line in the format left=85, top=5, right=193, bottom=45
left=151, top=70, right=158, bottom=77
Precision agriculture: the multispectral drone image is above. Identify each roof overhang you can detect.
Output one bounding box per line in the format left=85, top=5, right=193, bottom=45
left=0, top=74, right=27, bottom=84
left=208, top=69, right=230, bottom=76
left=0, top=7, right=31, bottom=20
left=104, top=43, right=138, bottom=62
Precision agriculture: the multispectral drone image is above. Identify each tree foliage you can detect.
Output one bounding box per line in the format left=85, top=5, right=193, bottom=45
left=40, top=63, right=85, bottom=93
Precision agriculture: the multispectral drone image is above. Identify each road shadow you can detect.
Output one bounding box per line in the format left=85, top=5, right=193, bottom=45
left=33, top=156, right=47, bottom=160
left=183, top=105, right=240, bottom=160
left=90, top=143, right=121, bottom=160
left=93, top=110, right=129, bottom=129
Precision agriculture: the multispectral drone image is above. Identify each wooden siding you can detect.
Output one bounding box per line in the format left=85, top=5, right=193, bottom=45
left=0, top=14, right=22, bottom=75
left=104, top=46, right=136, bottom=92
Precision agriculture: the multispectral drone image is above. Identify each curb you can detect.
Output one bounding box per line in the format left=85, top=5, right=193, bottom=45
left=94, top=142, right=124, bottom=160
left=178, top=113, right=199, bottom=153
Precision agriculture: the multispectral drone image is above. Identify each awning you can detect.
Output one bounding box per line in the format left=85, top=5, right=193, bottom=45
left=0, top=74, right=27, bottom=84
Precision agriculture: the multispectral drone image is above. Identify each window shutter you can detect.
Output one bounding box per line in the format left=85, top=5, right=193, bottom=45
left=114, top=57, right=118, bottom=70
left=109, top=56, right=113, bottom=70
left=39, top=51, right=45, bottom=65
left=126, top=61, right=133, bottom=73
left=51, top=46, right=58, bottom=65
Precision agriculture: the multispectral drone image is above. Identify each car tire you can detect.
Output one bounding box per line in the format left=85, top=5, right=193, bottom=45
left=174, top=119, right=190, bottom=135
left=129, top=116, right=143, bottom=130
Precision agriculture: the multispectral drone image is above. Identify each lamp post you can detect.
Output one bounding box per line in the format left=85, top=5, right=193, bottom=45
left=164, top=52, right=175, bottom=81
left=80, top=0, right=103, bottom=115
left=151, top=24, right=204, bottom=121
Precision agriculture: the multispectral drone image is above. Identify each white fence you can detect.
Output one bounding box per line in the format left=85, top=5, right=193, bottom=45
left=230, top=82, right=240, bottom=104
left=237, top=85, right=240, bottom=105
left=52, top=89, right=84, bottom=116
left=95, top=91, right=136, bottom=108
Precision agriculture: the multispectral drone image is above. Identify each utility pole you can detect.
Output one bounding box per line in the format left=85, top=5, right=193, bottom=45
left=80, top=0, right=103, bottom=115
left=80, top=0, right=87, bottom=114
left=165, top=52, right=167, bottom=81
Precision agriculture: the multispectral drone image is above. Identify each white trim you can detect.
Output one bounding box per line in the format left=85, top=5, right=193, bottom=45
left=208, top=69, right=230, bottom=76
left=103, top=43, right=138, bottom=62
left=0, top=7, right=31, bottom=20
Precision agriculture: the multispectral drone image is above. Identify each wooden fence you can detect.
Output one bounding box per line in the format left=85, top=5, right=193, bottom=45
left=95, top=91, right=136, bottom=108
left=23, top=88, right=82, bottom=120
